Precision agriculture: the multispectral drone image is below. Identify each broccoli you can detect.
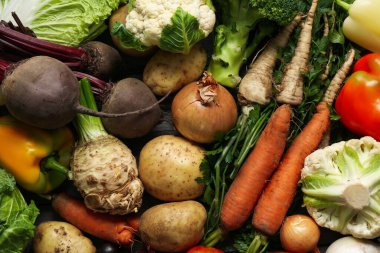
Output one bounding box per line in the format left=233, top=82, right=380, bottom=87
left=208, top=0, right=303, bottom=88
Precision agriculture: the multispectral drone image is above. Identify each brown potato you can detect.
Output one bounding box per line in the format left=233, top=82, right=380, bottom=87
left=139, top=201, right=207, bottom=252
left=143, top=43, right=207, bottom=96
left=109, top=4, right=156, bottom=57
left=139, top=135, right=205, bottom=201
left=33, top=221, right=95, bottom=253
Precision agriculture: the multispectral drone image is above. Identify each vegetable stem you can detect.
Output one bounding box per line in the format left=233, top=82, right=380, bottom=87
left=41, top=156, right=69, bottom=175
left=202, top=228, right=223, bottom=247
left=245, top=233, right=268, bottom=253
left=335, top=0, right=351, bottom=11
left=74, top=78, right=108, bottom=142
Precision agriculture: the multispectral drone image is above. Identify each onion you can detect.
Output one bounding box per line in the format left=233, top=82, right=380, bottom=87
left=280, top=214, right=320, bottom=253
left=326, top=237, right=380, bottom=253
left=171, top=72, right=238, bottom=144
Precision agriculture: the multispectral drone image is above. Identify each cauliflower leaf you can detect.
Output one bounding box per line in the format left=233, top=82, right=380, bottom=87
left=160, top=7, right=205, bottom=54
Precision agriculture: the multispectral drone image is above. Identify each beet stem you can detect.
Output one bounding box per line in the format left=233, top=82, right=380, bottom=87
left=73, top=71, right=113, bottom=102
left=0, top=25, right=87, bottom=66
left=0, top=58, right=10, bottom=81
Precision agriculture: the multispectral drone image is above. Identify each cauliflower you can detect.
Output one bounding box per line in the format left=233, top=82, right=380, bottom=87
left=111, top=0, right=216, bottom=54
left=300, top=136, right=380, bottom=239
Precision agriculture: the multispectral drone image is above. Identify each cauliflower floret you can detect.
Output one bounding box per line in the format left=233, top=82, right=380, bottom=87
left=301, top=136, right=380, bottom=239
left=124, top=0, right=215, bottom=51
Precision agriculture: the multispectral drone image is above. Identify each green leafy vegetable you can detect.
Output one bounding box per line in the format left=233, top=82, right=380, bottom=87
left=0, top=0, right=125, bottom=46
left=0, top=168, right=39, bottom=253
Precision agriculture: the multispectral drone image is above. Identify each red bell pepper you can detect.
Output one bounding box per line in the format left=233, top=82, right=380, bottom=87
left=335, top=53, right=380, bottom=140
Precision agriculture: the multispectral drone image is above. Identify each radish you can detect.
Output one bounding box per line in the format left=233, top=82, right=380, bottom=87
left=0, top=56, right=166, bottom=129
left=0, top=20, right=124, bottom=80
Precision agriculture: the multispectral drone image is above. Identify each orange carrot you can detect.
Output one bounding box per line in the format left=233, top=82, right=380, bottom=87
left=52, top=192, right=135, bottom=245
left=252, top=102, right=330, bottom=236
left=220, top=104, right=292, bottom=231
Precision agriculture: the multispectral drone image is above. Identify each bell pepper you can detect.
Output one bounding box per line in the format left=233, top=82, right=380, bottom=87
left=0, top=115, right=74, bottom=194
left=335, top=53, right=380, bottom=140
left=337, top=0, right=380, bottom=53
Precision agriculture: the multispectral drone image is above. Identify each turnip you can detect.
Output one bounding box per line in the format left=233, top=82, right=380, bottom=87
left=0, top=20, right=124, bottom=80
left=0, top=56, right=166, bottom=129
left=71, top=78, right=144, bottom=215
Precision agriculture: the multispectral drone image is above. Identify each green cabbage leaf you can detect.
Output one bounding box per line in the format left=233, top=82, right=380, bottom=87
left=0, top=0, right=125, bottom=46
left=0, top=168, right=39, bottom=253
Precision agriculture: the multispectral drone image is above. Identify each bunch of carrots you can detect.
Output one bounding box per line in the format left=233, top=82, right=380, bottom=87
left=201, top=0, right=358, bottom=251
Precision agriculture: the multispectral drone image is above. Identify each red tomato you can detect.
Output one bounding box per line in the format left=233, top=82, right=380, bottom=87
left=186, top=246, right=224, bottom=253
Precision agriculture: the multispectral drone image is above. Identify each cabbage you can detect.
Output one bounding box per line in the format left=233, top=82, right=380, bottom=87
left=0, top=0, right=125, bottom=47
left=300, top=137, right=380, bottom=239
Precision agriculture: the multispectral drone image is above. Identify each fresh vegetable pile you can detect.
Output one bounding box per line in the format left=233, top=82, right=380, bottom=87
left=1, top=0, right=380, bottom=252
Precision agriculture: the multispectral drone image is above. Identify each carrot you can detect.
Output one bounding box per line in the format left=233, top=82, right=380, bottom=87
left=52, top=192, right=135, bottom=245
left=275, top=0, right=318, bottom=106
left=220, top=104, right=292, bottom=231
left=238, top=14, right=303, bottom=106
left=252, top=102, right=330, bottom=236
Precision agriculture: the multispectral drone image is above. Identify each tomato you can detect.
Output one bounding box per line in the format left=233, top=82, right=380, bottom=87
left=186, top=246, right=224, bottom=253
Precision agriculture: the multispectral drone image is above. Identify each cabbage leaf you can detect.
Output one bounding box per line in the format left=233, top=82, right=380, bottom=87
left=0, top=0, right=125, bottom=47
left=0, top=168, right=39, bottom=253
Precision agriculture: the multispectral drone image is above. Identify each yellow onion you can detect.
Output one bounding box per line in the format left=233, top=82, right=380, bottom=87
left=280, top=214, right=320, bottom=253
left=171, top=72, right=238, bottom=144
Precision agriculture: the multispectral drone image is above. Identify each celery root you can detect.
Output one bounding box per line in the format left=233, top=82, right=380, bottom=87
left=71, top=79, right=144, bottom=215
left=275, top=0, right=318, bottom=106
left=238, top=13, right=303, bottom=105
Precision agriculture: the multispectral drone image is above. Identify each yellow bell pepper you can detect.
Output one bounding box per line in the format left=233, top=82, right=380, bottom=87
left=337, top=0, right=380, bottom=53
left=0, top=115, right=74, bottom=194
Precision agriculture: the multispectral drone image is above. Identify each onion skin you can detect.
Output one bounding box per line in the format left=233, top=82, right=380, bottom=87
left=171, top=73, right=238, bottom=144
left=280, top=215, right=320, bottom=253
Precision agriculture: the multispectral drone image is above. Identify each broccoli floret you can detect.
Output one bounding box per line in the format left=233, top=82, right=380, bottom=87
left=208, top=0, right=302, bottom=88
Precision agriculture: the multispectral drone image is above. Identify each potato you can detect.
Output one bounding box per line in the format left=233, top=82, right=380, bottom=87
left=143, top=43, right=207, bottom=96
left=109, top=4, right=156, bottom=57
left=140, top=201, right=207, bottom=252
left=33, top=221, right=96, bottom=253
left=139, top=135, right=205, bottom=201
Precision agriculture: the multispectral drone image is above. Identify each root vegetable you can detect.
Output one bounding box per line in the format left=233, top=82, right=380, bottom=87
left=33, top=221, right=96, bottom=253
left=0, top=21, right=124, bottom=80
left=275, top=0, right=318, bottom=106
left=52, top=193, right=136, bottom=245
left=238, top=14, right=302, bottom=106
left=139, top=201, right=207, bottom=252
left=323, top=49, right=356, bottom=106
left=172, top=72, right=238, bottom=144
left=71, top=79, right=144, bottom=215
left=101, top=78, right=161, bottom=139
left=319, top=48, right=355, bottom=147
left=221, top=105, right=291, bottom=231
left=139, top=135, right=205, bottom=201
left=143, top=43, right=207, bottom=96
left=0, top=56, right=166, bottom=129
left=252, top=102, right=330, bottom=236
